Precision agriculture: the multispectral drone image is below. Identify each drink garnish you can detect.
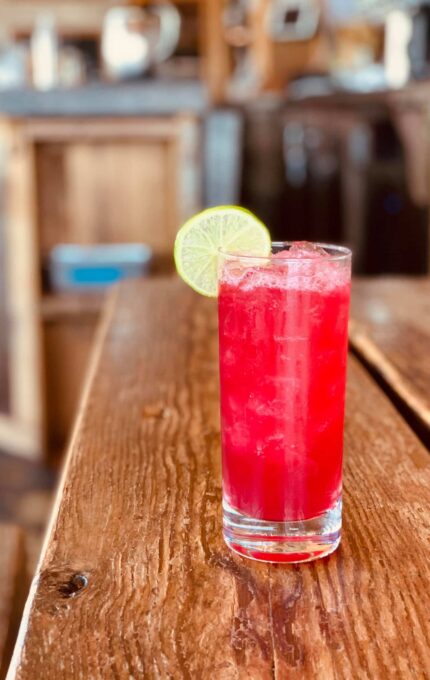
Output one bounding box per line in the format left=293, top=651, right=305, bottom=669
left=174, top=206, right=271, bottom=297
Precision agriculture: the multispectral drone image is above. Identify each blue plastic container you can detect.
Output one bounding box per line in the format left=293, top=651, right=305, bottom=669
left=49, top=243, right=153, bottom=292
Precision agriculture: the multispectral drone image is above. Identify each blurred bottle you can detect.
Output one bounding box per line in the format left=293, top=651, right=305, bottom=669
left=31, top=13, right=59, bottom=90
left=384, top=9, right=413, bottom=88
left=59, top=47, right=86, bottom=88
left=0, top=29, right=28, bottom=90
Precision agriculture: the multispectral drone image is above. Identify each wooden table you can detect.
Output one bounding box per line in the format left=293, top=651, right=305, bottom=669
left=351, top=277, right=430, bottom=437
left=7, top=278, right=430, bottom=679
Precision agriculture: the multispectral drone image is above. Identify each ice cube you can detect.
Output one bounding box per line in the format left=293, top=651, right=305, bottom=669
left=287, top=241, right=329, bottom=259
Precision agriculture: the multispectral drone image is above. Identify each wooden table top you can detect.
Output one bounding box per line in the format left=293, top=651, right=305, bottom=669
left=7, top=278, right=430, bottom=680
left=351, top=277, right=430, bottom=435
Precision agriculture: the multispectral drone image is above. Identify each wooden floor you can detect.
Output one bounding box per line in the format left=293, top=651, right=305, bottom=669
left=0, top=451, right=56, bottom=572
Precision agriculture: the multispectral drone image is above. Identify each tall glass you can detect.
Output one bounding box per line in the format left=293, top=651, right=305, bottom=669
left=218, top=242, right=351, bottom=563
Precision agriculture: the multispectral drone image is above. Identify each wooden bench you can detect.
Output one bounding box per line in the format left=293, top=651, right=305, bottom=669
left=7, top=278, right=430, bottom=679
left=0, top=526, right=26, bottom=680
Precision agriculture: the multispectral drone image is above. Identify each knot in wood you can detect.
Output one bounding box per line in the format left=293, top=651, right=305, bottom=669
left=58, top=573, right=88, bottom=598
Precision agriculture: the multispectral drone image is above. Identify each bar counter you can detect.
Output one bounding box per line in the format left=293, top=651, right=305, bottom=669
left=7, top=277, right=430, bottom=679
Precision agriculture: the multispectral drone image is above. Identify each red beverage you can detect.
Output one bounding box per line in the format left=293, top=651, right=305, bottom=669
left=219, top=243, right=351, bottom=562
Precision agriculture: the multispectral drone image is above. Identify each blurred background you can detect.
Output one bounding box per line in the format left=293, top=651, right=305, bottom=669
left=0, top=0, right=430, bottom=664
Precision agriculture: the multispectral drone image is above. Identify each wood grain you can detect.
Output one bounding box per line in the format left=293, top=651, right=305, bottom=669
left=351, top=277, right=430, bottom=431
left=8, top=278, right=430, bottom=680
left=201, top=0, right=230, bottom=103
left=0, top=525, right=26, bottom=680
left=43, top=315, right=99, bottom=459
left=32, top=116, right=202, bottom=261
left=0, top=120, right=44, bottom=459
left=0, top=133, right=11, bottom=414
left=0, top=114, right=201, bottom=460
left=0, top=452, right=55, bottom=573
left=0, top=2, right=112, bottom=39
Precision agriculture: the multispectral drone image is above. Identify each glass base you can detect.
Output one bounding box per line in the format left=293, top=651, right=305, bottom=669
left=223, top=497, right=342, bottom=564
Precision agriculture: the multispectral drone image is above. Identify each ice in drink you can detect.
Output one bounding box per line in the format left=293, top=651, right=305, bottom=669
left=219, top=243, right=351, bottom=556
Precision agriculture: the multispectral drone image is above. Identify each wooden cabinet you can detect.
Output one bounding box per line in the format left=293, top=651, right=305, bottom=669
left=0, top=114, right=201, bottom=460
left=32, top=117, right=201, bottom=260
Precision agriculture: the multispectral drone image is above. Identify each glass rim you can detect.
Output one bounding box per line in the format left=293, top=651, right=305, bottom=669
left=218, top=241, right=352, bottom=263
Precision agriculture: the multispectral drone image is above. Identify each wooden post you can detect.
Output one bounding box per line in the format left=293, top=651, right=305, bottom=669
left=0, top=120, right=44, bottom=459
left=248, top=0, right=280, bottom=91
left=201, top=0, right=230, bottom=103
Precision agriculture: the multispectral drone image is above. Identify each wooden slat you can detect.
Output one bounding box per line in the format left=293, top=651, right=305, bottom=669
left=0, top=120, right=44, bottom=459
left=0, top=134, right=11, bottom=413
left=40, top=293, right=104, bottom=322
left=0, top=2, right=111, bottom=39
left=351, top=277, right=430, bottom=430
left=0, top=418, right=39, bottom=459
left=8, top=278, right=430, bottom=679
left=32, top=116, right=201, bottom=261
left=24, top=117, right=195, bottom=142
left=43, top=316, right=99, bottom=459
left=200, top=0, right=230, bottom=103
left=0, top=0, right=205, bottom=40
left=0, top=525, right=26, bottom=680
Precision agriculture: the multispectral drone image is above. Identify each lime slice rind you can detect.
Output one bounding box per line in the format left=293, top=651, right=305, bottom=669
left=174, top=206, right=271, bottom=297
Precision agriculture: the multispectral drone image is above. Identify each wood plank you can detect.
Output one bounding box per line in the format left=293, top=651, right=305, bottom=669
left=43, top=315, right=99, bottom=458
left=0, top=418, right=39, bottom=460
left=0, top=2, right=111, bottom=39
left=8, top=278, right=430, bottom=679
left=200, top=0, right=230, bottom=103
left=25, top=117, right=196, bottom=142
left=0, top=133, right=10, bottom=414
left=0, top=525, right=26, bottom=680
left=32, top=116, right=201, bottom=261
left=0, top=120, right=44, bottom=459
left=0, top=452, right=55, bottom=574
left=351, top=277, right=430, bottom=431
left=40, top=293, right=104, bottom=321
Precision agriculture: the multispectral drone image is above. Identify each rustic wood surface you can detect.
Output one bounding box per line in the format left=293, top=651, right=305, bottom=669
left=351, top=277, right=430, bottom=431
left=0, top=525, right=26, bottom=680
left=8, top=278, right=430, bottom=680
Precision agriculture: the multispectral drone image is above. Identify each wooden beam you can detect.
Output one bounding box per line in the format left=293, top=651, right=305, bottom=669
left=0, top=121, right=44, bottom=460
left=201, top=0, right=230, bottom=103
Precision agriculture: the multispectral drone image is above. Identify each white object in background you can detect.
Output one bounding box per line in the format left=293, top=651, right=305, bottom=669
left=0, top=35, right=27, bottom=90
left=101, top=7, right=150, bottom=80
left=31, top=13, right=59, bottom=90
left=384, top=9, right=413, bottom=88
left=266, top=0, right=320, bottom=42
left=101, top=4, right=181, bottom=81
left=59, top=46, right=86, bottom=87
left=152, top=2, right=181, bottom=63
